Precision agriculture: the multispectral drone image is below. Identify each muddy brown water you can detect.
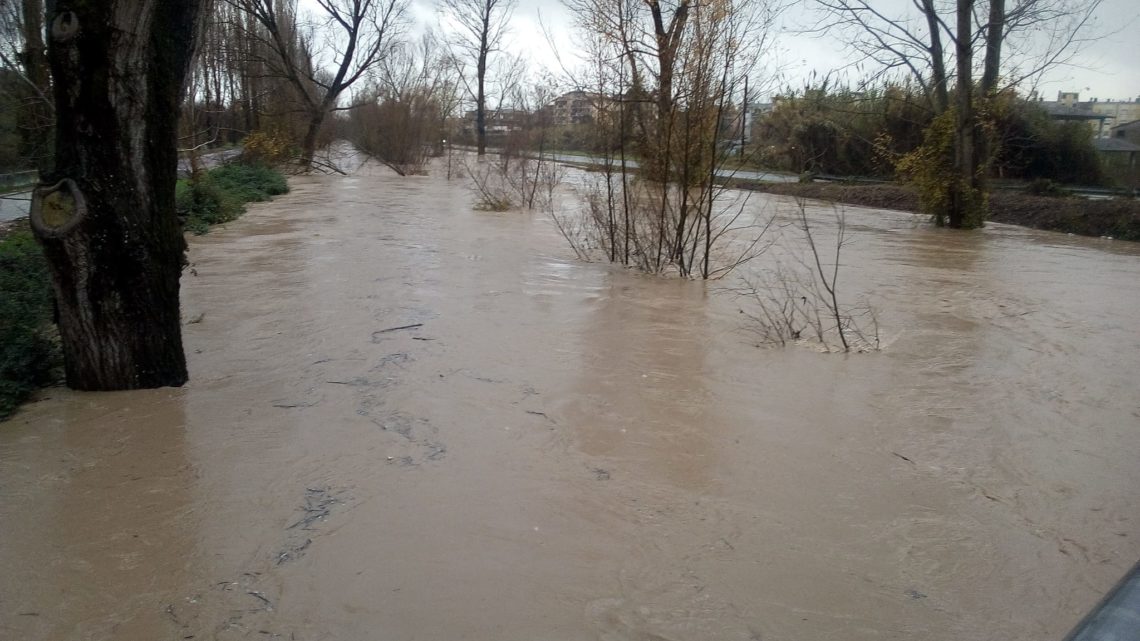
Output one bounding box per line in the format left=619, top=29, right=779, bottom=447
left=2, top=158, right=1138, bottom=641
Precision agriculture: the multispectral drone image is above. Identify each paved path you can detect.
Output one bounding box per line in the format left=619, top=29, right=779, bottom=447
left=545, top=152, right=800, bottom=183
left=0, top=191, right=31, bottom=222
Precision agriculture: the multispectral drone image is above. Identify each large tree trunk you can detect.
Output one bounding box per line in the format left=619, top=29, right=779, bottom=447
left=920, top=0, right=949, bottom=114
left=976, top=0, right=1006, bottom=192
left=299, top=110, right=324, bottom=170
left=31, top=0, right=207, bottom=390
left=949, top=0, right=977, bottom=229
left=476, top=48, right=487, bottom=156
left=645, top=0, right=689, bottom=184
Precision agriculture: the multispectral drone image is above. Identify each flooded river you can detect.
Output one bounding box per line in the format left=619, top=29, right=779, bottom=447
left=2, top=159, right=1138, bottom=641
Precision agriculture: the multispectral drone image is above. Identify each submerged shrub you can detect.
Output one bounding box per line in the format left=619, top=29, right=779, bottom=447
left=895, top=109, right=986, bottom=228
left=177, top=162, right=289, bottom=234
left=207, top=162, right=289, bottom=201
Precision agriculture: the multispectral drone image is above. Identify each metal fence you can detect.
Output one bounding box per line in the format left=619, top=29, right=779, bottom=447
left=0, top=170, right=37, bottom=192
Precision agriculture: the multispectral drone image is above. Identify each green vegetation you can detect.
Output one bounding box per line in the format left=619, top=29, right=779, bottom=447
left=0, top=225, right=58, bottom=420
left=895, top=108, right=986, bottom=229
left=991, top=99, right=1105, bottom=186
left=177, top=162, right=289, bottom=234
left=754, top=84, right=931, bottom=178
left=752, top=84, right=1107, bottom=189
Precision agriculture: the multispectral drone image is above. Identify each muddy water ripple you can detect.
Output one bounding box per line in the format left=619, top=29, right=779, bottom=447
left=2, top=159, right=1138, bottom=641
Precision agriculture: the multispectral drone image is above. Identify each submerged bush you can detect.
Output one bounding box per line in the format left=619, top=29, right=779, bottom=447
left=895, top=109, right=986, bottom=229
left=0, top=228, right=59, bottom=420
left=207, top=162, right=289, bottom=201
left=177, top=162, right=289, bottom=234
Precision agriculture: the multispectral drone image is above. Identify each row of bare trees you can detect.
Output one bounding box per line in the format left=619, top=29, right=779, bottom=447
left=344, top=32, right=467, bottom=176
left=184, top=0, right=411, bottom=170
left=181, top=0, right=523, bottom=170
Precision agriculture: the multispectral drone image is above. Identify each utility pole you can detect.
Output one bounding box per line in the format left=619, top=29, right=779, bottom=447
left=739, top=76, right=748, bottom=161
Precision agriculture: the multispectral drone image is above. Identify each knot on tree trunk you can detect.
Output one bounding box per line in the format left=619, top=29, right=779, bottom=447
left=51, top=11, right=79, bottom=43
left=30, top=178, right=87, bottom=238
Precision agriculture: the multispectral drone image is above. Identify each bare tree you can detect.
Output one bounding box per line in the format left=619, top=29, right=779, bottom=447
left=561, top=0, right=781, bottom=279
left=737, top=201, right=879, bottom=353
left=350, top=31, right=462, bottom=175
left=0, top=0, right=52, bottom=170
left=812, top=0, right=1104, bottom=228
left=230, top=0, right=409, bottom=170
left=438, top=0, right=516, bottom=155
left=29, top=0, right=209, bottom=390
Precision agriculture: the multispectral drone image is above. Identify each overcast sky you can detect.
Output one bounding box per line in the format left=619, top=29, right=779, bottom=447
left=313, top=0, right=1140, bottom=102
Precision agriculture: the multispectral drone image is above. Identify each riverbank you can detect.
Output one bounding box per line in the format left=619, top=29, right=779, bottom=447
left=732, top=180, right=1140, bottom=240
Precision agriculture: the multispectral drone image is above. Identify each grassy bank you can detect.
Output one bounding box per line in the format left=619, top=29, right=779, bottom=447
left=1, top=162, right=288, bottom=420
left=177, top=162, right=289, bottom=234
left=734, top=181, right=1140, bottom=241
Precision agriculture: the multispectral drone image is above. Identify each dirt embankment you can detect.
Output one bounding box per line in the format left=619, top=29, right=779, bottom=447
left=736, top=181, right=1140, bottom=241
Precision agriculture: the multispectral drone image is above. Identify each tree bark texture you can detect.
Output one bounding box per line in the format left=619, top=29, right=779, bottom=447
left=32, top=0, right=208, bottom=390
left=975, top=0, right=1006, bottom=193
left=300, top=110, right=323, bottom=170
left=920, top=0, right=948, bottom=114
left=476, top=47, right=487, bottom=156
left=950, top=0, right=977, bottom=229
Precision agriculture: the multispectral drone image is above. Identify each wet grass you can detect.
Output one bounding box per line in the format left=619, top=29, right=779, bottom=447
left=177, top=162, right=289, bottom=234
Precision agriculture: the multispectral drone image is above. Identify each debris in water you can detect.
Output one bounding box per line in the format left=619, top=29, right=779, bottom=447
left=287, top=487, right=342, bottom=530
left=271, top=399, right=320, bottom=409
left=247, top=590, right=273, bottom=610
left=371, top=323, right=424, bottom=341
left=276, top=538, right=311, bottom=565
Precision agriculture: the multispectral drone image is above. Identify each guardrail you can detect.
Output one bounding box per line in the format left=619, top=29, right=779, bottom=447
left=0, top=170, right=37, bottom=192
left=1062, top=560, right=1140, bottom=641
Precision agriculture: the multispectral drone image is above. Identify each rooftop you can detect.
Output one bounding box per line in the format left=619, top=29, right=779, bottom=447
left=1093, top=137, right=1140, bottom=152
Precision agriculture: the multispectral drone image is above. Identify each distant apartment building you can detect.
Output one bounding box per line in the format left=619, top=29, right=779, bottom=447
left=1111, top=119, right=1140, bottom=146
left=1040, top=91, right=1140, bottom=137
left=548, top=91, right=605, bottom=126
left=718, top=102, right=774, bottom=145
left=462, top=109, right=528, bottom=135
